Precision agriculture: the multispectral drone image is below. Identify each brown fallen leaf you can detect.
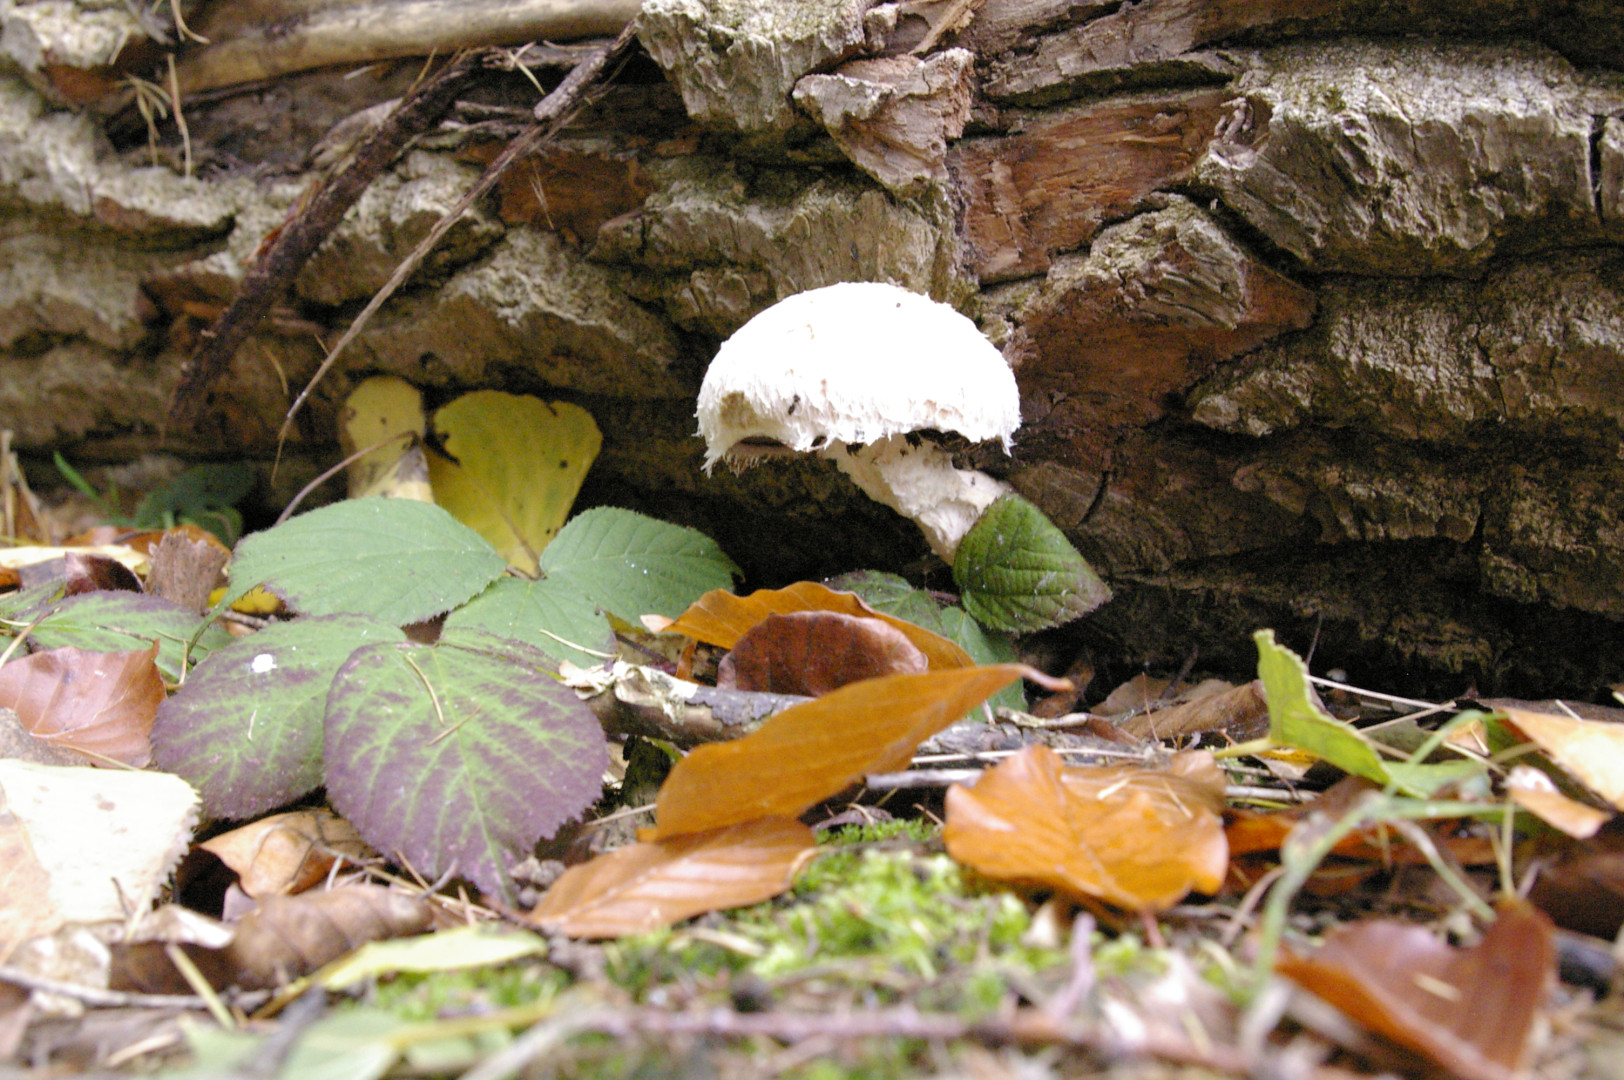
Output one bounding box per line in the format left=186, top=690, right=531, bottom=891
left=145, top=526, right=232, bottom=612
left=1499, top=706, right=1624, bottom=809
left=17, top=551, right=143, bottom=595
left=1277, top=899, right=1556, bottom=1080
left=650, top=664, right=1056, bottom=841
left=944, top=746, right=1228, bottom=912
left=0, top=643, right=163, bottom=766
left=1525, top=815, right=1624, bottom=939
left=649, top=581, right=972, bottom=671
left=528, top=816, right=816, bottom=939
left=1118, top=680, right=1269, bottom=741
left=718, top=611, right=929, bottom=695
left=111, top=885, right=435, bottom=993
left=199, top=810, right=373, bottom=898
left=1094, top=672, right=1173, bottom=717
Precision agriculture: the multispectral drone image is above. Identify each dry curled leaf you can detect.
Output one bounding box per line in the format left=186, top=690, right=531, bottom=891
left=0, top=643, right=163, bottom=766
left=718, top=611, right=929, bottom=695
left=944, top=746, right=1227, bottom=911
left=199, top=810, right=373, bottom=898
left=651, top=664, right=1055, bottom=841
left=528, top=816, right=816, bottom=939
left=1277, top=899, right=1555, bottom=1080
left=112, top=885, right=434, bottom=993
left=651, top=581, right=972, bottom=671
left=1118, top=679, right=1269, bottom=741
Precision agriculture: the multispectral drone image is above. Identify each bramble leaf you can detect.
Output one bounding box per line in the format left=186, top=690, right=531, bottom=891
left=228, top=500, right=507, bottom=626
left=538, top=507, right=739, bottom=623
left=952, top=494, right=1110, bottom=633
left=151, top=615, right=406, bottom=819
left=323, top=629, right=607, bottom=901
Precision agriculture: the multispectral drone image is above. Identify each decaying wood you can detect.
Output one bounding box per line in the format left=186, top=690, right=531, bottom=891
left=6, top=0, right=1624, bottom=696
left=949, top=90, right=1231, bottom=281
left=178, top=0, right=642, bottom=94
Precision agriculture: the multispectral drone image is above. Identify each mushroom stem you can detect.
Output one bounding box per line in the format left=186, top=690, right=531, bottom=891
left=822, top=436, right=1009, bottom=561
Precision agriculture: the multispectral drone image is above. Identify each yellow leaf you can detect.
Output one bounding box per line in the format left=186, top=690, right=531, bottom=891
left=528, top=817, right=816, bottom=938
left=944, top=745, right=1228, bottom=911
left=427, top=392, right=601, bottom=574
left=339, top=376, right=426, bottom=497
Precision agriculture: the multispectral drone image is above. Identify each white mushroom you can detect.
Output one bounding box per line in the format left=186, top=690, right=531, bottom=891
left=696, top=282, right=1020, bottom=561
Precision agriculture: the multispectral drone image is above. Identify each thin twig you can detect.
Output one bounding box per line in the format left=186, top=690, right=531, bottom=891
left=277, top=22, right=640, bottom=448
left=166, top=49, right=489, bottom=429
left=0, top=965, right=205, bottom=1009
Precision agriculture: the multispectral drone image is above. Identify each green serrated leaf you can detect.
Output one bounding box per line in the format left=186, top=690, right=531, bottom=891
left=952, top=494, right=1110, bottom=633
left=24, top=591, right=230, bottom=680
left=151, top=615, right=406, bottom=819
left=830, top=570, right=1024, bottom=711
left=442, top=576, right=613, bottom=669
left=323, top=631, right=607, bottom=902
left=538, top=506, right=739, bottom=623
left=229, top=500, right=507, bottom=626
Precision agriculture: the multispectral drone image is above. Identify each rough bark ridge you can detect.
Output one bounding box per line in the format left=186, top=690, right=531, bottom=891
left=1, top=0, right=1622, bottom=697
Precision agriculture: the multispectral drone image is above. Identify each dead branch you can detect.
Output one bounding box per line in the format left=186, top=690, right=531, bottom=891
left=165, top=49, right=488, bottom=429
left=277, top=22, right=640, bottom=444
left=178, top=0, right=641, bottom=94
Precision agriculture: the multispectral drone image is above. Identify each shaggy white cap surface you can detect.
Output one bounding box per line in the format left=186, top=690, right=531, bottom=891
left=697, top=282, right=1020, bottom=471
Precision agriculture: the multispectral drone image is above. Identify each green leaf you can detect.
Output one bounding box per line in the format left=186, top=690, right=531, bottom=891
left=23, top=592, right=230, bottom=680
left=952, top=494, right=1110, bottom=633
left=442, top=575, right=613, bottom=669
left=317, top=924, right=546, bottom=990
left=538, top=507, right=740, bottom=623
left=229, top=499, right=507, bottom=626
left=150, top=615, right=406, bottom=819
left=1254, top=629, right=1390, bottom=785
left=323, top=629, right=607, bottom=902
left=829, top=570, right=1024, bottom=711
left=1255, top=631, right=1483, bottom=797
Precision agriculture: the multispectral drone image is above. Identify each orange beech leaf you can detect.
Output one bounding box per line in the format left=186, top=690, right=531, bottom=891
left=652, top=664, right=1055, bottom=840
left=943, top=746, right=1228, bottom=911
left=528, top=816, right=816, bottom=938
left=1506, top=765, right=1612, bottom=839
left=718, top=611, right=929, bottom=695
left=200, top=810, right=373, bottom=898
left=0, top=643, right=163, bottom=766
left=651, top=582, right=972, bottom=670
left=1500, top=706, right=1624, bottom=809
left=1277, top=899, right=1555, bottom=1080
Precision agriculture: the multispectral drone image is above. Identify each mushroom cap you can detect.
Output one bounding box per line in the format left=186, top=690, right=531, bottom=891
left=697, top=282, right=1020, bottom=471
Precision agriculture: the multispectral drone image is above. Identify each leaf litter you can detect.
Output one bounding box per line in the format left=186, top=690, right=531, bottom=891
left=3, top=425, right=1623, bottom=1080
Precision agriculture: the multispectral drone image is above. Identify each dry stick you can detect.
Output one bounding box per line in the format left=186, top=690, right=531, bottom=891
left=277, top=23, right=640, bottom=451
left=165, top=49, right=488, bottom=430
left=466, top=1004, right=1273, bottom=1080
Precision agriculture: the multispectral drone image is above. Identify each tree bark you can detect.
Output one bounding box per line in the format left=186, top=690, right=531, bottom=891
left=1, top=0, right=1622, bottom=698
